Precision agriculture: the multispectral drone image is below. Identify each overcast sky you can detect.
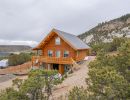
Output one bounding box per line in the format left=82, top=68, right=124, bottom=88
left=0, top=0, right=130, bottom=47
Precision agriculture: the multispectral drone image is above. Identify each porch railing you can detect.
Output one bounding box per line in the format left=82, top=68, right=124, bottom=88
left=32, top=56, right=74, bottom=64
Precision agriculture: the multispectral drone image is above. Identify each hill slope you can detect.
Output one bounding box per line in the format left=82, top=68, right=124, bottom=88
left=78, top=14, right=130, bottom=44
left=0, top=45, right=32, bottom=52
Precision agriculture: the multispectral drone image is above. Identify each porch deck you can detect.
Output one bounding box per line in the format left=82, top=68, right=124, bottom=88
left=32, top=56, right=74, bottom=65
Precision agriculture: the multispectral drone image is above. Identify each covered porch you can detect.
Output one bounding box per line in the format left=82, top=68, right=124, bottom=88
left=32, top=56, right=73, bottom=74
left=45, top=63, right=67, bottom=75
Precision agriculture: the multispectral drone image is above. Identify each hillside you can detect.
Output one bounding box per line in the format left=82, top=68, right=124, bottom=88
left=0, top=45, right=32, bottom=52
left=78, top=14, right=130, bottom=44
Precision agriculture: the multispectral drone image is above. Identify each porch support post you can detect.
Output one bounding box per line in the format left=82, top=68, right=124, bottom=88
left=47, top=64, right=51, bottom=70
left=37, top=50, right=38, bottom=55
left=59, top=64, right=64, bottom=75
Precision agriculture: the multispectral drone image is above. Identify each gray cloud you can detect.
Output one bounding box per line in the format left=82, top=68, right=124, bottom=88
left=0, top=0, right=130, bottom=46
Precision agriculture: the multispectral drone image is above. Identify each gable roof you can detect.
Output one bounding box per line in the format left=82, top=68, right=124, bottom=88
left=33, top=28, right=90, bottom=50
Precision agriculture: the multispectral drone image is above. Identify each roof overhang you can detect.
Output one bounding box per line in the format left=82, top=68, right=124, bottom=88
left=32, top=47, right=42, bottom=50
left=77, top=48, right=90, bottom=50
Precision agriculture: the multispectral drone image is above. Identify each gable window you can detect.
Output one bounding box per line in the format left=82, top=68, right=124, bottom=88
left=56, top=51, right=61, bottom=57
left=48, top=50, right=53, bottom=57
left=55, top=37, right=60, bottom=45
left=64, top=51, right=69, bottom=57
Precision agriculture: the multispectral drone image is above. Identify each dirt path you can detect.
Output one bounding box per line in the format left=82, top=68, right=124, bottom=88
left=51, top=56, right=95, bottom=99
left=0, top=75, right=27, bottom=90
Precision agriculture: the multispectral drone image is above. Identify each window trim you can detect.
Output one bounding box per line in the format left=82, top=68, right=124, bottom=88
left=55, top=50, right=61, bottom=57
left=48, top=50, right=53, bottom=57
left=64, top=50, right=69, bottom=57
left=55, top=37, right=61, bottom=45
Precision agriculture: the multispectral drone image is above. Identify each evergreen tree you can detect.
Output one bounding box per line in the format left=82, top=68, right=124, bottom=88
left=68, top=39, right=130, bottom=99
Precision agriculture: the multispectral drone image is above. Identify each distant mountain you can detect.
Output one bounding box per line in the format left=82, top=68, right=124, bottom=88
left=78, top=14, right=130, bottom=45
left=0, top=45, right=32, bottom=52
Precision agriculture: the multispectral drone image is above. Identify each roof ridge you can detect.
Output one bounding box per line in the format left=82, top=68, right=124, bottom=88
left=53, top=28, right=77, bottom=37
left=53, top=28, right=88, bottom=44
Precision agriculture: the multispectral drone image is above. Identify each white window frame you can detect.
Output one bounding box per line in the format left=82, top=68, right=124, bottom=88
left=55, top=37, right=60, bottom=45
left=64, top=51, right=69, bottom=57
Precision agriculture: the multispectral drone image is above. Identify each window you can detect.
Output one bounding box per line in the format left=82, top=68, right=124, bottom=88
left=55, top=37, right=60, bottom=45
left=36, top=50, right=42, bottom=56
left=77, top=51, right=80, bottom=57
left=64, top=51, right=69, bottom=57
left=56, top=51, right=61, bottom=57
left=48, top=50, right=53, bottom=57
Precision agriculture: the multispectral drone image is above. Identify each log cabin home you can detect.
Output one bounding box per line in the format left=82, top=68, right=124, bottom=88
left=32, top=29, right=90, bottom=74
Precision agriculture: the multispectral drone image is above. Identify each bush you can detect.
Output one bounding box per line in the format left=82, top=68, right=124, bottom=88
left=91, top=37, right=126, bottom=53
left=68, top=87, right=88, bottom=100
left=0, top=88, right=29, bottom=100
left=0, top=70, right=63, bottom=100
left=8, top=53, right=31, bottom=66
left=28, top=69, right=58, bottom=77
left=68, top=40, right=130, bottom=99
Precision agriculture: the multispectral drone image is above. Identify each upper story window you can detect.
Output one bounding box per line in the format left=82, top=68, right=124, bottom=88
left=55, top=37, right=60, bottom=45
left=48, top=50, right=53, bottom=57
left=64, top=51, right=69, bottom=57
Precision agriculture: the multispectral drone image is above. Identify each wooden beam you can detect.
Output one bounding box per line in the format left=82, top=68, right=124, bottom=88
left=59, top=64, right=64, bottom=75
